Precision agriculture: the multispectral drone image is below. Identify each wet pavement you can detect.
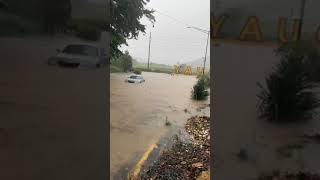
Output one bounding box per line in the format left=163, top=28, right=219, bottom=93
left=110, top=72, right=209, bottom=179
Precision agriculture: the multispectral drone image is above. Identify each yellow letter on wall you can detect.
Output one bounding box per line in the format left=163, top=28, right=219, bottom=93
left=211, top=16, right=226, bottom=39
left=174, top=65, right=181, bottom=74
left=278, top=17, right=299, bottom=43
left=240, top=16, right=263, bottom=41
left=184, top=66, right=193, bottom=75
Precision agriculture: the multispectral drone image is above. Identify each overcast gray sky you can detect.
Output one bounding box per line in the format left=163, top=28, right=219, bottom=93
left=121, top=0, right=210, bottom=65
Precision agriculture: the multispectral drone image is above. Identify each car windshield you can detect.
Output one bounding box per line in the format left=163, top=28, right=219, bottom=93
left=62, top=45, right=98, bottom=56
left=130, top=76, right=138, bottom=79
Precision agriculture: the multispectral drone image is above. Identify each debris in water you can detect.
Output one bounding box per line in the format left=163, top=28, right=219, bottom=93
left=165, top=116, right=171, bottom=126
left=185, top=116, right=210, bottom=147
left=140, top=116, right=210, bottom=180
left=140, top=136, right=209, bottom=180
left=192, top=162, right=203, bottom=168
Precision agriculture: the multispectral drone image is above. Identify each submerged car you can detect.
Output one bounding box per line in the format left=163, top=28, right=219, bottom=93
left=126, top=75, right=145, bottom=83
left=48, top=44, right=107, bottom=68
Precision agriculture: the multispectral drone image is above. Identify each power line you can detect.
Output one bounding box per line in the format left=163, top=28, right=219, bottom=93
left=153, top=9, right=191, bottom=27
left=153, top=9, right=208, bottom=30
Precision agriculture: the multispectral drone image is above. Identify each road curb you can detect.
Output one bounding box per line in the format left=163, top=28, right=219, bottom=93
left=128, top=143, right=158, bottom=180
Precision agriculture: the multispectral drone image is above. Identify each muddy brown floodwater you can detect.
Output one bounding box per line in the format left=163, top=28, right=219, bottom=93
left=110, top=72, right=210, bottom=179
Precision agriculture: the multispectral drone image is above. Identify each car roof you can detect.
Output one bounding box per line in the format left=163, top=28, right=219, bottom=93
left=64, top=44, right=98, bottom=48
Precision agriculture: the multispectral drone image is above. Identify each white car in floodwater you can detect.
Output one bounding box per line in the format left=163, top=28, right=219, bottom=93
left=48, top=44, right=107, bottom=68
left=126, top=75, right=145, bottom=83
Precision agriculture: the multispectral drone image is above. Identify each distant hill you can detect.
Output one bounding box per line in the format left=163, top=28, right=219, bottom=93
left=185, top=57, right=210, bottom=69
left=132, top=56, right=210, bottom=69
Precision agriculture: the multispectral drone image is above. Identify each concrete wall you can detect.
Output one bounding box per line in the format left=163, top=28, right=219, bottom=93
left=0, top=1, right=110, bottom=179
left=212, top=42, right=279, bottom=179
left=212, top=40, right=320, bottom=179
left=213, top=0, right=320, bottom=41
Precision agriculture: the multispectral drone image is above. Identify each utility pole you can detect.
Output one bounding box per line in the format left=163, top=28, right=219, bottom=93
left=203, top=31, right=210, bottom=74
left=297, top=0, right=306, bottom=40
left=187, top=26, right=210, bottom=75
left=147, top=32, right=152, bottom=69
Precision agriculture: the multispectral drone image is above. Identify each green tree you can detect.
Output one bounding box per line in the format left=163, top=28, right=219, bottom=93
left=116, top=51, right=133, bottom=72
left=6, top=0, right=71, bottom=33
left=111, top=0, right=155, bottom=58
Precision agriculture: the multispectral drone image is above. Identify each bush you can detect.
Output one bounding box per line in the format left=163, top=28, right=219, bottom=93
left=133, top=69, right=142, bottom=75
left=257, top=42, right=320, bottom=122
left=192, top=77, right=209, bottom=100
left=197, top=72, right=210, bottom=88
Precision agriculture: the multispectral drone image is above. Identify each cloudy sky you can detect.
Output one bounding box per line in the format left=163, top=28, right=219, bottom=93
left=121, top=0, right=210, bottom=65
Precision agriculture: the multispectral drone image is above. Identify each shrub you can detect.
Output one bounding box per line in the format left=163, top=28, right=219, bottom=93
left=133, top=69, right=142, bottom=75
left=257, top=42, right=320, bottom=122
left=192, top=77, right=209, bottom=100
left=197, top=72, right=210, bottom=88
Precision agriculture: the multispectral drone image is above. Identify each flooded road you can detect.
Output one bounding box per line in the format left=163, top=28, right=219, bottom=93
left=110, top=72, right=209, bottom=179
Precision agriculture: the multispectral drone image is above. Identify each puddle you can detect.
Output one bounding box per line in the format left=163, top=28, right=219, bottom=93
left=110, top=72, right=209, bottom=179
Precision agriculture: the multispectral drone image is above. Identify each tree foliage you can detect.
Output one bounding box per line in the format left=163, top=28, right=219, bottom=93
left=6, top=0, right=71, bottom=32
left=111, top=0, right=155, bottom=58
left=111, top=51, right=133, bottom=72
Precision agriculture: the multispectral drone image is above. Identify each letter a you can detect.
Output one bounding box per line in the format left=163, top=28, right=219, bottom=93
left=184, top=66, right=192, bottom=75
left=174, top=65, right=181, bottom=74
left=240, top=16, right=263, bottom=41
